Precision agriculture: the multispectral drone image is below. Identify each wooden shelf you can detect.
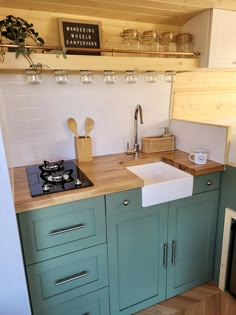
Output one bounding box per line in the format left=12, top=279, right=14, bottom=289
left=0, top=52, right=200, bottom=72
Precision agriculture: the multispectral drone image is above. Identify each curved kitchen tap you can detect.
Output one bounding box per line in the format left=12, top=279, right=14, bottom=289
left=126, top=104, right=144, bottom=157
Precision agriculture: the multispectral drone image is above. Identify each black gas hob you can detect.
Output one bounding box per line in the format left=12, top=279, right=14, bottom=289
left=26, top=160, right=93, bottom=197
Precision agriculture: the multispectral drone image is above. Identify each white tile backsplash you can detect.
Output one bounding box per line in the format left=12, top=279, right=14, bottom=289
left=0, top=73, right=171, bottom=167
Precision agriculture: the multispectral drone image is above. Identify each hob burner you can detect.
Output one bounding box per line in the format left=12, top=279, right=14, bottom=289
left=39, top=160, right=64, bottom=172
left=40, top=169, right=73, bottom=184
left=26, top=160, right=93, bottom=197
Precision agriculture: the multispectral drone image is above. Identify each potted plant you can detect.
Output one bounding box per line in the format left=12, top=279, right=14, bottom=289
left=0, top=15, right=45, bottom=72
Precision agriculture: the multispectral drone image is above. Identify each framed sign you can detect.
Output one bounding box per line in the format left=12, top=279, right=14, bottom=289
left=58, top=18, right=102, bottom=55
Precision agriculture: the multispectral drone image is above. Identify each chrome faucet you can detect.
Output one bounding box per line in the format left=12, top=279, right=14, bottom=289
left=126, top=104, right=144, bottom=156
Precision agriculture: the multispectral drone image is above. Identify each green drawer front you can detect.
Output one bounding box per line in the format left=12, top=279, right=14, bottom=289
left=18, top=196, right=106, bottom=265
left=37, top=287, right=110, bottom=315
left=193, top=172, right=221, bottom=194
left=106, top=188, right=142, bottom=215
left=27, top=244, right=108, bottom=314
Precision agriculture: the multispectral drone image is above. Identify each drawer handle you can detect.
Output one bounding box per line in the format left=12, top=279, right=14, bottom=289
left=49, top=223, right=85, bottom=236
left=171, top=240, right=176, bottom=266
left=55, top=270, right=88, bottom=286
left=206, top=180, right=213, bottom=186
left=123, top=200, right=129, bottom=206
left=163, top=243, right=167, bottom=267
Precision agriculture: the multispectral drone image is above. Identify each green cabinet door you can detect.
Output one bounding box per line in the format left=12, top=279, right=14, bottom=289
left=18, top=196, right=106, bottom=265
left=106, top=194, right=168, bottom=315
left=167, top=190, right=219, bottom=298
left=36, top=287, right=110, bottom=315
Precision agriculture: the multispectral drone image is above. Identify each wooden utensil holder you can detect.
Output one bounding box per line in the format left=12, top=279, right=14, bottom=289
left=74, top=137, right=93, bottom=162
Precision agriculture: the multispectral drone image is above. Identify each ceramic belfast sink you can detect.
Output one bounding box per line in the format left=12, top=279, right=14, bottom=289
left=126, top=162, right=193, bottom=207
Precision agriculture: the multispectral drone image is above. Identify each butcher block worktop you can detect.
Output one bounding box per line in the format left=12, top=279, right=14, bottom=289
left=13, top=150, right=224, bottom=213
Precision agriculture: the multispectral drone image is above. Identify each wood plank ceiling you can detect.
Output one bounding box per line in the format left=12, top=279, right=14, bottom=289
left=0, top=0, right=236, bottom=25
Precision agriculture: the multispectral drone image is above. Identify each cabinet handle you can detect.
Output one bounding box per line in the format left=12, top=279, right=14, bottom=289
left=55, top=270, right=88, bottom=286
left=83, top=313, right=90, bottom=315
left=206, top=180, right=212, bottom=186
left=171, top=240, right=176, bottom=266
left=163, top=243, right=167, bottom=267
left=49, top=223, right=85, bottom=236
left=123, top=200, right=129, bottom=206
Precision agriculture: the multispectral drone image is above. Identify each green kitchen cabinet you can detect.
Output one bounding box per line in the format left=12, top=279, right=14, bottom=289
left=106, top=173, right=220, bottom=315
left=106, top=188, right=168, bottom=315
left=17, top=196, right=109, bottom=315
left=167, top=190, right=219, bottom=298
left=17, top=171, right=221, bottom=315
left=214, top=165, right=236, bottom=283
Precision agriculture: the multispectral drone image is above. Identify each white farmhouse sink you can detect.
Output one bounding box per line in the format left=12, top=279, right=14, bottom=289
left=126, top=162, right=193, bottom=207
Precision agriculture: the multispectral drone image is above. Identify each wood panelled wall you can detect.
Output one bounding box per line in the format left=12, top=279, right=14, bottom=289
left=171, top=71, right=236, bottom=122
left=0, top=7, right=181, bottom=51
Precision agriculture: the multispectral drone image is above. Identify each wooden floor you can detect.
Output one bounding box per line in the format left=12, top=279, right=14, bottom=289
left=135, top=283, right=236, bottom=315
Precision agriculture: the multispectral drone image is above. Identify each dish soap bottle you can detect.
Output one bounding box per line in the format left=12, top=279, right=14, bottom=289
left=161, top=127, right=171, bottom=137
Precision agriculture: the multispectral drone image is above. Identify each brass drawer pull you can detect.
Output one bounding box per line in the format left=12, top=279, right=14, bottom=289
left=123, top=200, right=129, bottom=206
left=49, top=223, right=85, bottom=236
left=55, top=270, right=88, bottom=286
left=206, top=180, right=213, bottom=186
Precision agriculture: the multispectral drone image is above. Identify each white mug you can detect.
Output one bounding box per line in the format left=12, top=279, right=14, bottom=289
left=189, top=149, right=208, bottom=165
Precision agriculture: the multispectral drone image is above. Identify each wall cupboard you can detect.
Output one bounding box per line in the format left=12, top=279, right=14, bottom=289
left=17, top=172, right=221, bottom=315
left=183, top=9, right=236, bottom=68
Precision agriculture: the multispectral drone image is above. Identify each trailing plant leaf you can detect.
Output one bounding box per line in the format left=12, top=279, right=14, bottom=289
left=30, top=63, right=49, bottom=74
left=0, top=15, right=45, bottom=66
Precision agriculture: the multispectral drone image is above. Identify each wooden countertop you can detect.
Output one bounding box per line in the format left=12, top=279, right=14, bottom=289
left=14, top=150, right=224, bottom=213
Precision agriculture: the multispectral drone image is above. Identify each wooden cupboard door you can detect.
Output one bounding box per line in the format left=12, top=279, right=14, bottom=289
left=167, top=190, right=219, bottom=299
left=209, top=9, right=236, bottom=68
left=107, top=203, right=168, bottom=315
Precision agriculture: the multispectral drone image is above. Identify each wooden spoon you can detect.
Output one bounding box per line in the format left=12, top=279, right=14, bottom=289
left=85, top=117, right=95, bottom=137
left=67, top=117, right=79, bottom=138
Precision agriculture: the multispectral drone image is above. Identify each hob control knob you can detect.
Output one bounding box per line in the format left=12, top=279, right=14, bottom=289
left=43, top=184, right=50, bottom=192
left=75, top=178, right=82, bottom=186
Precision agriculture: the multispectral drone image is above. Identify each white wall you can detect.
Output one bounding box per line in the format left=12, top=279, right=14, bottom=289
left=0, top=73, right=171, bottom=167
left=170, top=120, right=228, bottom=163
left=0, top=127, right=31, bottom=315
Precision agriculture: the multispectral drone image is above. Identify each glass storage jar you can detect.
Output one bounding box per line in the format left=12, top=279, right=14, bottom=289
left=140, top=31, right=159, bottom=57
left=159, top=32, right=177, bottom=57
left=25, top=69, right=41, bottom=84
left=120, top=29, right=140, bottom=56
left=176, top=33, right=193, bottom=58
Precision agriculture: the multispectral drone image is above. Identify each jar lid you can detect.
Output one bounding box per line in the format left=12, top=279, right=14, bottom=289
left=159, top=32, right=177, bottom=42
left=140, top=30, right=158, bottom=40
left=120, top=29, right=139, bottom=38
left=176, top=33, right=193, bottom=42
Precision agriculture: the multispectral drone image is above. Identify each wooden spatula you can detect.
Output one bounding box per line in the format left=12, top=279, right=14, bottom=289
left=67, top=117, right=79, bottom=138
left=85, top=117, right=95, bottom=137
